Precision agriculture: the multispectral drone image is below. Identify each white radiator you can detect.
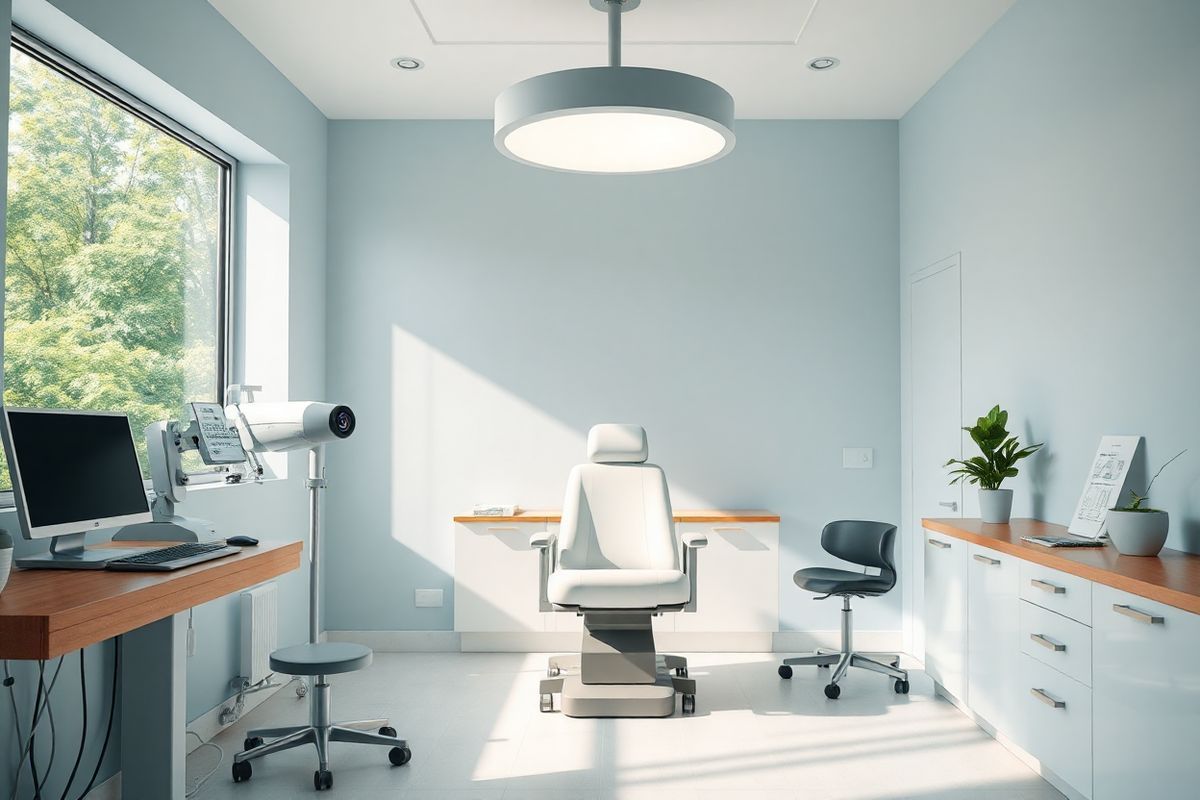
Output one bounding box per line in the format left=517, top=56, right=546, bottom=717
left=240, top=583, right=278, bottom=684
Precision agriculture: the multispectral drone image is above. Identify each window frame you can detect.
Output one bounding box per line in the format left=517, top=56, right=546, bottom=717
left=2, top=27, right=238, bottom=503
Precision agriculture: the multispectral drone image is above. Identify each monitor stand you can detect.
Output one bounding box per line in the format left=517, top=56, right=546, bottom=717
left=15, top=532, right=143, bottom=570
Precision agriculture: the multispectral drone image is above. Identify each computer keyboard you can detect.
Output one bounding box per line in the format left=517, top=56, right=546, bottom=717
left=106, top=541, right=241, bottom=571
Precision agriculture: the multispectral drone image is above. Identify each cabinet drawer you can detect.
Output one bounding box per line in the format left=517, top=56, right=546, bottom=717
left=1019, top=653, right=1092, bottom=798
left=1020, top=600, right=1092, bottom=686
left=673, top=522, right=778, bottom=632
left=1019, top=561, right=1091, bottom=624
left=454, top=522, right=549, bottom=632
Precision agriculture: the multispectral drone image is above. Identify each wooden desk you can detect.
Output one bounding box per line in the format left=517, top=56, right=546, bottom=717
left=0, top=539, right=303, bottom=799
left=921, top=518, right=1200, bottom=614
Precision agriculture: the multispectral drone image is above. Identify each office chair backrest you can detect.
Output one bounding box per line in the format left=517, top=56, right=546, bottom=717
left=557, top=424, right=679, bottom=572
left=822, top=520, right=898, bottom=587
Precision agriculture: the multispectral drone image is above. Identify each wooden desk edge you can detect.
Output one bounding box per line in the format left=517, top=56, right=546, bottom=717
left=453, top=510, right=781, bottom=524
left=921, top=518, right=1200, bottom=615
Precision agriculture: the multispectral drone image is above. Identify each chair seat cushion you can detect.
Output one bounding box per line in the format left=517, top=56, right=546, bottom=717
left=548, top=568, right=690, bottom=609
left=269, top=642, right=372, bottom=676
left=794, top=567, right=892, bottom=596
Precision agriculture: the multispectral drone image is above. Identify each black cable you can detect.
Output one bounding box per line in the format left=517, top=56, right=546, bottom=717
left=35, top=671, right=58, bottom=797
left=59, top=649, right=87, bottom=800
left=29, top=659, right=45, bottom=799
left=78, top=638, right=119, bottom=800
left=8, top=657, right=65, bottom=800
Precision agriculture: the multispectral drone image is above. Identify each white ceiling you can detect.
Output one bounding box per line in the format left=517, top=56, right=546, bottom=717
left=208, top=0, right=1015, bottom=120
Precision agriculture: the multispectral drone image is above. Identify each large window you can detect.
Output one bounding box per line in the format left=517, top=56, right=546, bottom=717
left=2, top=31, right=232, bottom=488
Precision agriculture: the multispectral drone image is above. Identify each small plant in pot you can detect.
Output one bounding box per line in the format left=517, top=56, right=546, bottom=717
left=1107, top=449, right=1186, bottom=556
left=945, top=405, right=1043, bottom=524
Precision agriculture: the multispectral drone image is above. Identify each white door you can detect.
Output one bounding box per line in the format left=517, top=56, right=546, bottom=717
left=907, top=254, right=963, bottom=658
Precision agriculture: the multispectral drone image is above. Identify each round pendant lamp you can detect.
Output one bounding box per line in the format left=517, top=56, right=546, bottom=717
left=494, top=0, right=735, bottom=174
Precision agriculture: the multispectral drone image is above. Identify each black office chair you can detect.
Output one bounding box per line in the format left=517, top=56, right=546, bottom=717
left=777, top=520, right=909, bottom=699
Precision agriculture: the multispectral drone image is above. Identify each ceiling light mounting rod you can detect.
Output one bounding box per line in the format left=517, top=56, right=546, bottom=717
left=608, top=0, right=622, bottom=67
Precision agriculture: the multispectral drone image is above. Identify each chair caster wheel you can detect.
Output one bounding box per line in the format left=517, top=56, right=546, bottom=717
left=388, top=746, right=412, bottom=766
left=675, top=667, right=688, bottom=678
left=231, top=761, right=252, bottom=782
left=540, top=693, right=555, bottom=713
left=681, top=694, right=696, bottom=715
left=824, top=683, right=841, bottom=700
left=894, top=679, right=910, bottom=694
left=378, top=726, right=397, bottom=738
left=777, top=665, right=793, bottom=679
left=314, top=769, right=333, bottom=791
left=547, top=666, right=560, bottom=677
left=818, top=663, right=830, bottom=669
left=295, top=680, right=308, bottom=698
left=243, top=736, right=263, bottom=751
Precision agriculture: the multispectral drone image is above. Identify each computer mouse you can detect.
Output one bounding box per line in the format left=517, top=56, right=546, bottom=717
left=226, top=535, right=259, bottom=547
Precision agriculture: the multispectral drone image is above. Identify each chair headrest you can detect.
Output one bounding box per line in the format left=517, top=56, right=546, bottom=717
left=587, top=424, right=648, bottom=464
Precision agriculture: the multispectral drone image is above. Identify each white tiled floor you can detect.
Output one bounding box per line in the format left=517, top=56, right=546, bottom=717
left=192, top=652, right=1062, bottom=800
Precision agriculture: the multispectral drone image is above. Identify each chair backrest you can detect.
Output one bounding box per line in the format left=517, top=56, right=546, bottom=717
left=821, top=520, right=898, bottom=587
left=557, top=424, right=679, bottom=571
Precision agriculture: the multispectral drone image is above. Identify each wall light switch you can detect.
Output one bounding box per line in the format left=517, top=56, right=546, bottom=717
left=415, top=589, right=444, bottom=608
left=842, top=447, right=874, bottom=469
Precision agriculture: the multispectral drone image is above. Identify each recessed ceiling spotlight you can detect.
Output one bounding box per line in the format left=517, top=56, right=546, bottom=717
left=391, top=57, right=424, bottom=71
left=807, top=57, right=840, bottom=71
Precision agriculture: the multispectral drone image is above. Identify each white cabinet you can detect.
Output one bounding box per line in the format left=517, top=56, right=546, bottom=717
left=454, top=521, right=550, bottom=632
left=673, top=522, right=778, bottom=632
left=967, top=543, right=1020, bottom=736
left=1092, top=584, right=1200, bottom=800
left=923, top=529, right=968, bottom=701
left=1019, top=653, right=1092, bottom=797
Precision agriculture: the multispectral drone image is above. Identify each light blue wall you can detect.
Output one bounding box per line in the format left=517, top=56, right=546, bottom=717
left=0, top=1, right=328, bottom=796
left=324, top=120, right=901, bottom=635
left=900, top=0, right=1200, bottom=551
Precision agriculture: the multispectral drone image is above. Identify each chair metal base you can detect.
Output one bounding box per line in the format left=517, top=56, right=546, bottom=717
left=780, top=596, right=908, bottom=694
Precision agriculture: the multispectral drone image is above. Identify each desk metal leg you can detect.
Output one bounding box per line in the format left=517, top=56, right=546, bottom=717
left=121, top=612, right=186, bottom=799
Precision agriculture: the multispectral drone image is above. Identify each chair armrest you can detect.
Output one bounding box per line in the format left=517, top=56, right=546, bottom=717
left=530, top=531, right=555, bottom=549
left=682, top=534, right=705, bottom=613
left=531, top=531, right=557, bottom=612
left=682, top=532, right=708, bottom=549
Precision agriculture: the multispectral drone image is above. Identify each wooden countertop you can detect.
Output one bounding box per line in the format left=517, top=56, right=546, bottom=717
left=922, top=518, right=1200, bottom=615
left=0, top=540, right=303, bottom=660
left=454, top=509, right=780, bottom=524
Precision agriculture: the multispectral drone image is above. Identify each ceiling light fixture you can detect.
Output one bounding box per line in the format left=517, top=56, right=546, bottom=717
left=391, top=56, right=424, bottom=71
left=494, top=0, right=735, bottom=174
left=807, top=57, right=840, bottom=71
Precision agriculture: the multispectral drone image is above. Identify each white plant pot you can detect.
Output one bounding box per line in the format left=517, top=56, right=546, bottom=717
left=0, top=547, right=12, bottom=596
left=1106, top=510, right=1169, bottom=556
left=979, top=489, right=1014, bottom=524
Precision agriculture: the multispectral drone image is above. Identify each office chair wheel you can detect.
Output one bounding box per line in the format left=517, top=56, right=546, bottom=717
left=314, top=769, right=333, bottom=791
left=388, top=746, right=412, bottom=766
left=777, top=665, right=793, bottom=679
left=243, top=736, right=264, bottom=751
left=681, top=694, right=696, bottom=715
left=547, top=666, right=560, bottom=677
left=818, top=663, right=830, bottom=669
left=824, top=683, right=841, bottom=700
left=232, top=760, right=252, bottom=782
left=675, top=666, right=688, bottom=677
left=894, top=679, right=910, bottom=694
left=378, top=726, right=397, bottom=738
left=540, top=693, right=555, bottom=713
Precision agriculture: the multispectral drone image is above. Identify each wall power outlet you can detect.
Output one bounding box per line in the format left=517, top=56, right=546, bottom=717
left=414, top=589, right=444, bottom=608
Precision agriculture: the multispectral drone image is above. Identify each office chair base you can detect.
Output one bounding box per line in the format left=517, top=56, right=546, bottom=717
left=779, top=597, right=908, bottom=698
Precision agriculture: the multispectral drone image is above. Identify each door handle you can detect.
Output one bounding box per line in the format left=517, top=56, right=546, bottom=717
left=972, top=554, right=1001, bottom=566
left=1030, top=633, right=1066, bottom=652
left=1029, top=688, right=1066, bottom=709
left=926, top=538, right=951, bottom=549
left=938, top=501, right=958, bottom=511
left=1112, top=604, right=1164, bottom=625
left=1030, top=578, right=1066, bottom=594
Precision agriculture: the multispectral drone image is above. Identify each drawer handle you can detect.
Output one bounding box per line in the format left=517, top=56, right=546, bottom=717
left=1030, top=578, right=1066, bottom=594
left=1030, top=688, right=1066, bottom=709
left=486, top=526, right=519, bottom=532
left=1112, top=604, right=1164, bottom=625
left=711, top=526, right=745, bottom=532
left=927, top=538, right=952, bottom=549
left=1030, top=633, right=1066, bottom=652
left=973, top=554, right=1001, bottom=566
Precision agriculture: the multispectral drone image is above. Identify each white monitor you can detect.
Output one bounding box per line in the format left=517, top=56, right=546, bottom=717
left=1, top=407, right=152, bottom=567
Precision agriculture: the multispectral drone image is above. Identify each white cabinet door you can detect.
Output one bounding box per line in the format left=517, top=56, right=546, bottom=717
left=1019, top=653, right=1092, bottom=798
left=1093, top=585, right=1200, bottom=800
left=923, top=529, right=968, bottom=701
left=454, top=522, right=549, bottom=632
left=967, top=543, right=1020, bottom=738
left=673, top=522, right=778, bottom=632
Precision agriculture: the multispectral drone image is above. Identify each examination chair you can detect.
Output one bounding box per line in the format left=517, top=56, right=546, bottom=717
left=534, top=424, right=705, bottom=717
left=777, top=520, right=910, bottom=698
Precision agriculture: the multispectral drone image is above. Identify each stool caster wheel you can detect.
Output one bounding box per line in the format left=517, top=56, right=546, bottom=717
left=681, top=694, right=696, bottom=715
left=295, top=680, right=308, bottom=698
left=818, top=663, right=830, bottom=669
left=389, top=746, right=412, bottom=766
left=242, top=736, right=263, bottom=751
left=378, top=726, right=397, bottom=738
left=540, top=693, right=554, bottom=713
left=824, top=683, right=841, bottom=700
left=894, top=679, right=910, bottom=694
left=777, top=665, right=793, bottom=679
left=314, top=769, right=333, bottom=791
left=231, top=761, right=252, bottom=783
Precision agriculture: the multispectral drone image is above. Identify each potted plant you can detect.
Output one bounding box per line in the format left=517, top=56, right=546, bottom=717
left=1106, top=450, right=1186, bottom=556
left=945, top=405, right=1043, bottom=524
